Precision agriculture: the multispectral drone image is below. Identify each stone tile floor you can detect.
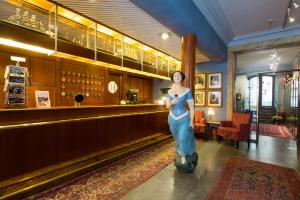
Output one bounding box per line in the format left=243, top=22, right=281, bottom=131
left=121, top=134, right=300, bottom=200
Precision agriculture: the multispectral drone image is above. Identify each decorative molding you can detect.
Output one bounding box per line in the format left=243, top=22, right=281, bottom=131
left=229, top=23, right=300, bottom=47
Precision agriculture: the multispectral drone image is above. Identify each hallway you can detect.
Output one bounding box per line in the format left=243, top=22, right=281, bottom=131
left=122, top=135, right=300, bottom=200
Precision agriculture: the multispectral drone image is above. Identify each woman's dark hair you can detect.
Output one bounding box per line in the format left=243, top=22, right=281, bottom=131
left=171, top=71, right=185, bottom=82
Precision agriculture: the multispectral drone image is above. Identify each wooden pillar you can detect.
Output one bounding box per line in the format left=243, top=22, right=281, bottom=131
left=181, top=34, right=196, bottom=96
left=226, top=50, right=235, bottom=120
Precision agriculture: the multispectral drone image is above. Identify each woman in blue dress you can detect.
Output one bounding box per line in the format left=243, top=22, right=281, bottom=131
left=166, top=71, right=198, bottom=173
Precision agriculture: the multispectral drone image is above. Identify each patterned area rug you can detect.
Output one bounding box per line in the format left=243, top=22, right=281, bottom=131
left=26, top=141, right=175, bottom=200
left=205, top=157, right=300, bottom=200
left=251, top=123, right=293, bottom=139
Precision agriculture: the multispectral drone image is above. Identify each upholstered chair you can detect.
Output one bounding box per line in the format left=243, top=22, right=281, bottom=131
left=217, top=112, right=252, bottom=149
left=194, top=110, right=206, bottom=136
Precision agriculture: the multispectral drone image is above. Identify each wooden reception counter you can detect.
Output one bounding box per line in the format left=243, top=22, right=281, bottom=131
left=0, top=104, right=169, bottom=182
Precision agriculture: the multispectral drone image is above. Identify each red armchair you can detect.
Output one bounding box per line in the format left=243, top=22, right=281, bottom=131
left=217, top=112, right=252, bottom=149
left=194, top=110, right=206, bottom=137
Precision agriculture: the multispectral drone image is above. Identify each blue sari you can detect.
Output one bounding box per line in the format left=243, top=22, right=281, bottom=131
left=167, top=89, right=198, bottom=172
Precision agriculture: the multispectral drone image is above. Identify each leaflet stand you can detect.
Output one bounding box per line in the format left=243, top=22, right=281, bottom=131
left=3, top=56, right=29, bottom=108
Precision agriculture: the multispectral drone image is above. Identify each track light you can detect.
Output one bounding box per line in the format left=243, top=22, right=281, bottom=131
left=293, top=1, right=299, bottom=8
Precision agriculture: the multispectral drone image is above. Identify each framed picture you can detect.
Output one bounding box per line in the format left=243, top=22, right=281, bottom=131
left=208, top=73, right=222, bottom=89
left=35, top=90, right=51, bottom=108
left=195, top=73, right=206, bottom=89
left=195, top=90, right=206, bottom=106
left=208, top=91, right=222, bottom=107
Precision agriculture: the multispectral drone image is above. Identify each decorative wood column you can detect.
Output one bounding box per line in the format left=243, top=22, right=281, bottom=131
left=181, top=34, right=196, bottom=97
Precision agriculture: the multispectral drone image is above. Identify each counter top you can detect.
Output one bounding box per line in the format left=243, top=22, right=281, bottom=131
left=0, top=104, right=164, bottom=112
left=0, top=110, right=168, bottom=130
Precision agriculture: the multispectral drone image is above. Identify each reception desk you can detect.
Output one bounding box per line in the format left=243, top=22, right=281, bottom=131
left=0, top=104, right=169, bottom=182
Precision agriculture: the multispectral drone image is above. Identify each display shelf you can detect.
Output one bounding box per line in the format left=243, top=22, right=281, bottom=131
left=157, top=52, right=169, bottom=76
left=0, top=0, right=181, bottom=79
left=169, top=57, right=181, bottom=76
left=57, top=6, right=96, bottom=50
left=0, top=0, right=55, bottom=36
left=96, top=24, right=122, bottom=57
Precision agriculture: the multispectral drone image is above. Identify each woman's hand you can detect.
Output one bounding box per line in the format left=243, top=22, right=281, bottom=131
left=189, top=122, right=194, bottom=129
left=170, top=98, right=179, bottom=106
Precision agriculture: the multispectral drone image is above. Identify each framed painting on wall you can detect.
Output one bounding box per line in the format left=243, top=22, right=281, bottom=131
left=195, top=73, right=206, bottom=89
left=208, top=73, right=222, bottom=89
left=195, top=90, right=206, bottom=106
left=208, top=91, right=222, bottom=107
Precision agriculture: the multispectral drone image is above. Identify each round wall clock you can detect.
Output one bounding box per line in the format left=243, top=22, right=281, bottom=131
left=108, top=81, right=118, bottom=94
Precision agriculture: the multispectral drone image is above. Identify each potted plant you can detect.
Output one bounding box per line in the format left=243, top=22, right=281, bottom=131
left=272, top=115, right=283, bottom=125
left=287, top=115, right=297, bottom=123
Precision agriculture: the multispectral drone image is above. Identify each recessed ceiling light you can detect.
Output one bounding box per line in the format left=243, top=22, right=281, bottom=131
left=159, top=32, right=171, bottom=40
left=289, top=17, right=295, bottom=23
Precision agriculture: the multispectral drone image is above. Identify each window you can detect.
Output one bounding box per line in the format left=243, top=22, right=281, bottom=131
left=291, top=79, right=298, bottom=107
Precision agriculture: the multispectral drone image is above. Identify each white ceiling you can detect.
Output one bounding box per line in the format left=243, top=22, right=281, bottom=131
left=236, top=46, right=300, bottom=74
left=54, top=0, right=209, bottom=63
left=217, top=0, right=289, bottom=36
left=193, top=0, right=300, bottom=42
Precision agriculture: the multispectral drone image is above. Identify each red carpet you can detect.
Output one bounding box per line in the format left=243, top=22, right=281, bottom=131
left=26, top=141, right=175, bottom=200
left=251, top=123, right=293, bottom=139
left=205, top=157, right=300, bottom=200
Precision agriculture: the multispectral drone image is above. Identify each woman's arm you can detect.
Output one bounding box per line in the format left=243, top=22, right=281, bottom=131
left=166, top=97, right=179, bottom=109
left=166, top=97, right=171, bottom=109
left=187, top=99, right=195, bottom=128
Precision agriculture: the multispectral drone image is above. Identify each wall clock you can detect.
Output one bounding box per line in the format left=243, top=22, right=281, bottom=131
left=108, top=81, right=118, bottom=94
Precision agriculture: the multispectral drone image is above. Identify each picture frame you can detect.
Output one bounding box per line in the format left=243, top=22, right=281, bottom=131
left=207, top=91, right=222, bottom=107
left=208, top=73, right=222, bottom=89
left=195, top=73, right=206, bottom=89
left=35, top=90, right=51, bottom=108
left=195, top=90, right=206, bottom=106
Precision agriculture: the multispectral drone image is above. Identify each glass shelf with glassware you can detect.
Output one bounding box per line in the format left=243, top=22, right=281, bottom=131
left=169, top=57, right=181, bottom=76
left=157, top=52, right=169, bottom=77
left=96, top=24, right=122, bottom=57
left=0, top=0, right=182, bottom=78
left=1, top=0, right=55, bottom=36
left=142, top=45, right=157, bottom=74
left=56, top=6, right=96, bottom=50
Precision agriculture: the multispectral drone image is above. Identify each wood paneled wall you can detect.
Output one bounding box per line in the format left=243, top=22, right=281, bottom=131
left=0, top=111, right=169, bottom=181
left=0, top=46, right=154, bottom=108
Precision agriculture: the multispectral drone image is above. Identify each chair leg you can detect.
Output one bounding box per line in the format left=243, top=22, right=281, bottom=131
left=236, top=141, right=239, bottom=149
left=247, top=139, right=250, bottom=149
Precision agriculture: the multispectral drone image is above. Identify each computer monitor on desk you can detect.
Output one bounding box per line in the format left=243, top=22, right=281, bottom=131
left=127, top=89, right=138, bottom=104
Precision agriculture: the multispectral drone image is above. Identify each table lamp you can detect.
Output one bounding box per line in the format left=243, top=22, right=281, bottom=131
left=207, top=108, right=215, bottom=121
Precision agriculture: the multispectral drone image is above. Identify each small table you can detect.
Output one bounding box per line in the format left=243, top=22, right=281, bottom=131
left=205, top=121, right=220, bottom=140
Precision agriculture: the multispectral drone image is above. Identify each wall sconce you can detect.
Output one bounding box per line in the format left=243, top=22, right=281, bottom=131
left=207, top=108, right=215, bottom=121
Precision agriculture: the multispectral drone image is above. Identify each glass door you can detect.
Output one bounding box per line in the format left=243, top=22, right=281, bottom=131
left=260, top=76, right=274, bottom=107
left=249, top=76, right=258, bottom=112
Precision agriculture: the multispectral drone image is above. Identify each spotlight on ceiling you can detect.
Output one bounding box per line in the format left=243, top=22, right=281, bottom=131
left=289, top=16, right=295, bottom=23
left=159, top=32, right=171, bottom=40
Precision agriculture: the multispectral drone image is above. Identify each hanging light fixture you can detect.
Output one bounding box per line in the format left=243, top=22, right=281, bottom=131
left=269, top=50, right=280, bottom=71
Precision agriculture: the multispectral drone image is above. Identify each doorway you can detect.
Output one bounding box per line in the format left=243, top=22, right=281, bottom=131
left=235, top=46, right=300, bottom=143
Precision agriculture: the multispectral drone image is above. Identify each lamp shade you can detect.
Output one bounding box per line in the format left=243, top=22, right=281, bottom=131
left=207, top=109, right=215, bottom=116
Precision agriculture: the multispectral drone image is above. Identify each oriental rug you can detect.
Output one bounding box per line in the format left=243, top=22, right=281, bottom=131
left=251, top=123, right=293, bottom=139
left=27, top=141, right=175, bottom=200
left=205, top=157, right=300, bottom=200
